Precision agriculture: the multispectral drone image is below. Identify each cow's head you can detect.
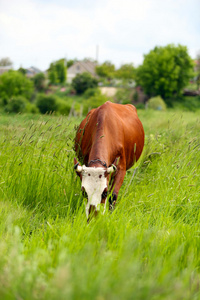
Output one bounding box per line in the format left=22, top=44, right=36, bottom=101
left=74, top=158, right=116, bottom=219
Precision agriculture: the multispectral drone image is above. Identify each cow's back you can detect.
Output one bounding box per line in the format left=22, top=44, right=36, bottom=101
left=75, top=101, right=144, bottom=170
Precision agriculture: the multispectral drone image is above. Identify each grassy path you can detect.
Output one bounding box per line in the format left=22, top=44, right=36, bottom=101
left=0, top=110, right=200, bottom=299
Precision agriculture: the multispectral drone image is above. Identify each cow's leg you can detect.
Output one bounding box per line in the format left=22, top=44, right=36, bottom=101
left=109, top=167, right=126, bottom=210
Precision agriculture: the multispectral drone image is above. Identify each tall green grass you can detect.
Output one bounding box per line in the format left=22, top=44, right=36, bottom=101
left=0, top=110, right=200, bottom=299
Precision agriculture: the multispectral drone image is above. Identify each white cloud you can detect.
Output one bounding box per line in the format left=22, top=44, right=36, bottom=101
left=0, top=0, right=199, bottom=70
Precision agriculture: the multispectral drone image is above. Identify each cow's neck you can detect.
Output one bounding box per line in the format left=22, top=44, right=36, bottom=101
left=88, top=112, right=110, bottom=167
left=88, top=134, right=109, bottom=167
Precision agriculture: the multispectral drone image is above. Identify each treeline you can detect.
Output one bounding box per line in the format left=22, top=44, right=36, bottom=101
left=0, top=44, right=199, bottom=115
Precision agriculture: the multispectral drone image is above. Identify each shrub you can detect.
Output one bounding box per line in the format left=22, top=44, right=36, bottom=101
left=72, top=73, right=98, bottom=94
left=0, top=70, right=33, bottom=100
left=167, top=96, right=200, bottom=111
left=84, top=88, right=101, bottom=98
left=4, top=96, right=29, bottom=113
left=26, top=102, right=39, bottom=114
left=83, top=93, right=108, bottom=115
left=135, top=103, right=145, bottom=109
left=33, top=73, right=46, bottom=91
left=147, top=96, right=167, bottom=111
left=36, top=94, right=57, bottom=114
left=56, top=98, right=71, bottom=115
left=115, top=88, right=131, bottom=104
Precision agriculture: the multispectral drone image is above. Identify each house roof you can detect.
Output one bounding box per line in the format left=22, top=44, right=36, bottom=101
left=0, top=66, right=12, bottom=75
left=68, top=60, right=97, bottom=77
left=26, top=66, right=42, bottom=74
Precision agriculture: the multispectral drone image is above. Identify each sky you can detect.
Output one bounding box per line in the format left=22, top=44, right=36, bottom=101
left=0, top=0, right=200, bottom=71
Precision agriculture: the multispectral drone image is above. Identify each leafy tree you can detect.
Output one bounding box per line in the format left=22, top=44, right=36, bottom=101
left=48, top=59, right=67, bottom=84
left=0, top=70, right=33, bottom=100
left=0, top=57, right=13, bottom=66
left=67, top=59, right=76, bottom=68
left=115, top=63, right=135, bottom=80
left=96, top=61, right=115, bottom=80
left=55, top=59, right=66, bottom=83
left=33, top=72, right=46, bottom=91
left=136, top=44, right=194, bottom=99
left=72, top=72, right=98, bottom=94
left=195, top=52, right=200, bottom=90
left=48, top=64, right=58, bottom=85
left=18, top=67, right=26, bottom=75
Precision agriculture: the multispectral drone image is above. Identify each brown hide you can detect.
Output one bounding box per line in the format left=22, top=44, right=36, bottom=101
left=74, top=101, right=144, bottom=201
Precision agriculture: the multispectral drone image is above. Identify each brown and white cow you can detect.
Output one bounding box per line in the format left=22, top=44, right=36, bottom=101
left=74, top=101, right=144, bottom=219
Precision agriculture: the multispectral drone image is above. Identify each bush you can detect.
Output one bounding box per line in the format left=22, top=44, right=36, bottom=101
left=26, top=102, right=39, bottom=114
left=72, top=73, right=98, bottom=94
left=33, top=73, right=46, bottom=91
left=56, top=98, right=71, bottom=115
left=166, top=96, right=200, bottom=111
left=84, top=88, right=101, bottom=98
left=147, top=96, right=167, bottom=111
left=135, top=103, right=145, bottom=109
left=4, top=96, right=29, bottom=113
left=36, top=94, right=57, bottom=114
left=0, top=70, right=33, bottom=100
left=83, top=93, right=108, bottom=115
left=115, top=88, right=131, bottom=104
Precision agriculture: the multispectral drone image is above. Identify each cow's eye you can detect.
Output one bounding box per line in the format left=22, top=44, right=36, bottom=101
left=102, top=188, right=107, bottom=199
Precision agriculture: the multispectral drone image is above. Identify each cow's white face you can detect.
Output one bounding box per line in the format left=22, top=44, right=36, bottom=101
left=81, top=166, right=107, bottom=218
left=74, top=162, right=116, bottom=219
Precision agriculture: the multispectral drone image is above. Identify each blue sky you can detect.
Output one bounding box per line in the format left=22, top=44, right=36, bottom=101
left=0, top=0, right=200, bottom=71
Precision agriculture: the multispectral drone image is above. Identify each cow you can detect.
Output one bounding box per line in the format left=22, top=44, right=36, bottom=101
left=74, top=101, right=144, bottom=219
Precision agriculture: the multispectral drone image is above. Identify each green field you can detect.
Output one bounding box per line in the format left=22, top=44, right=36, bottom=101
left=0, top=109, right=200, bottom=299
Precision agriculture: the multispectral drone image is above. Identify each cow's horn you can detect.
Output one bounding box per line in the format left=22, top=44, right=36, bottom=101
left=74, top=163, right=83, bottom=172
left=107, top=164, right=117, bottom=173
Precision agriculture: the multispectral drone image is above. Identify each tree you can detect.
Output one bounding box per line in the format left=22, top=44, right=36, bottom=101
left=18, top=67, right=26, bottom=75
left=115, top=63, right=135, bottom=80
left=0, top=57, right=13, bottom=66
left=33, top=72, right=46, bottom=91
left=67, top=59, right=76, bottom=68
left=48, top=64, right=58, bottom=84
left=48, top=59, right=67, bottom=84
left=0, top=70, right=33, bottom=101
left=72, top=73, right=98, bottom=94
left=136, top=44, right=194, bottom=99
left=55, top=59, right=66, bottom=83
left=195, top=52, right=200, bottom=90
left=96, top=61, right=115, bottom=80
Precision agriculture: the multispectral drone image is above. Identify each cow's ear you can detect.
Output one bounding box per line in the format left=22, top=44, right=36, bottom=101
left=74, top=157, right=79, bottom=168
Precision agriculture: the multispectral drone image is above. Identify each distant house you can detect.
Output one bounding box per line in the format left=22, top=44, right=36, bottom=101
left=0, top=66, right=12, bottom=75
left=67, top=60, right=97, bottom=83
left=26, top=66, right=43, bottom=77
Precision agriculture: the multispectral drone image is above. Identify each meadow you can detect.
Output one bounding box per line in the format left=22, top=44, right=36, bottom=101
left=0, top=108, right=200, bottom=299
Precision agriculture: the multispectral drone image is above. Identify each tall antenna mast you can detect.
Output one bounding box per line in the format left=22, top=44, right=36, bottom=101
left=96, top=45, right=99, bottom=64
